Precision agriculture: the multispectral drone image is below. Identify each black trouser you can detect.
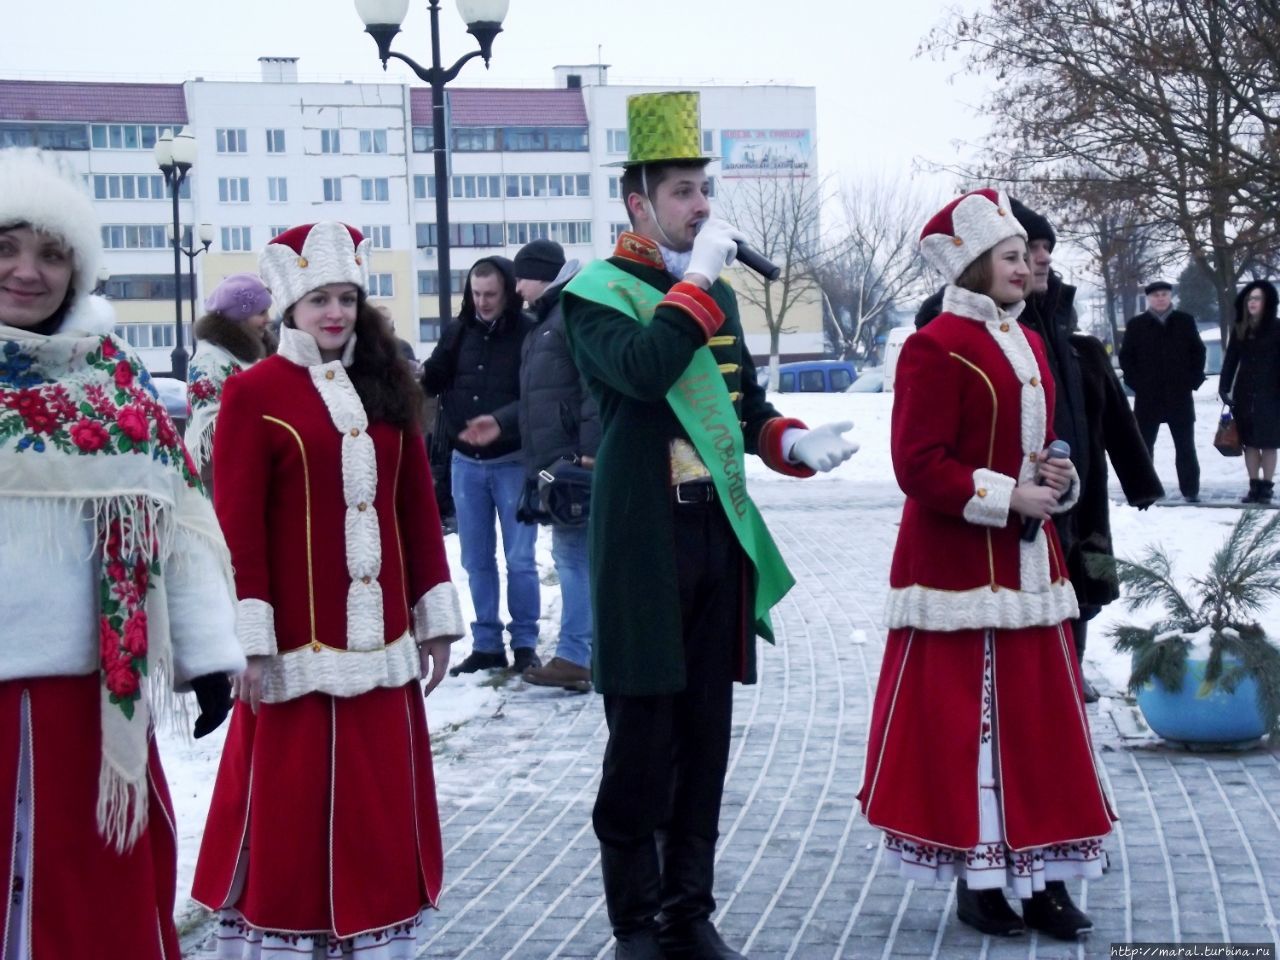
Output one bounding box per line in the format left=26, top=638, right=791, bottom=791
left=1137, top=409, right=1200, bottom=498
left=593, top=495, right=742, bottom=939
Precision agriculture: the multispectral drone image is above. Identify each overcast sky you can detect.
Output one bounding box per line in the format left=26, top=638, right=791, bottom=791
left=4, top=0, right=990, bottom=195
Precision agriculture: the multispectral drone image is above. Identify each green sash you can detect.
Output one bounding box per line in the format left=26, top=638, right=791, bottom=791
left=566, top=261, right=794, bottom=642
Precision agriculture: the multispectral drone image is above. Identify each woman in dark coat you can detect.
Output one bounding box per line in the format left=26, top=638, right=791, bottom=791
left=1220, top=280, right=1280, bottom=503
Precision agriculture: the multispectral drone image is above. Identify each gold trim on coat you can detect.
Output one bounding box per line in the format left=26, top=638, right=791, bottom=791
left=263, top=415, right=318, bottom=648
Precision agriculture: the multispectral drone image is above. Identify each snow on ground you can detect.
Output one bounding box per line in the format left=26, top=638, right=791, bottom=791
left=160, top=368, right=1276, bottom=926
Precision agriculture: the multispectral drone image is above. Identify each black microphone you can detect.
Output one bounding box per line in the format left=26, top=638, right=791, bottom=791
left=1020, top=439, right=1071, bottom=542
left=735, top=242, right=781, bottom=282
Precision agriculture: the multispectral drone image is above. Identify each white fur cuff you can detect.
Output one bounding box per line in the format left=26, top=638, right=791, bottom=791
left=236, top=598, right=278, bottom=657
left=414, top=582, right=465, bottom=644
left=963, top=468, right=1015, bottom=527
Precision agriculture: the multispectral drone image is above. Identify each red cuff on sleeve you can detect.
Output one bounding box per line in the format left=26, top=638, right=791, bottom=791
left=662, top=281, right=725, bottom=340
left=758, top=416, right=814, bottom=478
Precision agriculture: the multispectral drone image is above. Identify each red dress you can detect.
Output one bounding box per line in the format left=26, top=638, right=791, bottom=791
left=857, top=286, right=1114, bottom=889
left=192, top=327, right=462, bottom=943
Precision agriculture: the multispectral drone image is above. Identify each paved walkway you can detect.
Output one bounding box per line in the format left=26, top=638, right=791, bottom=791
left=187, top=481, right=1280, bottom=959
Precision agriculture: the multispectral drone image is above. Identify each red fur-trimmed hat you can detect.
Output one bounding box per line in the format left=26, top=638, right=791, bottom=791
left=258, top=222, right=370, bottom=311
left=919, top=188, right=1026, bottom=283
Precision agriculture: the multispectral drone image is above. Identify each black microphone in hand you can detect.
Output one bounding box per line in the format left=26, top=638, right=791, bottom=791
left=735, top=242, right=781, bottom=282
left=1020, top=439, right=1071, bottom=543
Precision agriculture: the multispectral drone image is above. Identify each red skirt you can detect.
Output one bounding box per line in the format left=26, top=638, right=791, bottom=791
left=0, top=674, right=180, bottom=960
left=858, top=623, right=1115, bottom=851
left=192, top=683, right=444, bottom=939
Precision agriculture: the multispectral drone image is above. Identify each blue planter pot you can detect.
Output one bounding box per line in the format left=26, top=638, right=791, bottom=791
left=1134, top=656, right=1269, bottom=747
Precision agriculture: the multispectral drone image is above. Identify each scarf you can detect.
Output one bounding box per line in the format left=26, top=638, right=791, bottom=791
left=186, top=340, right=251, bottom=474
left=0, top=324, right=231, bottom=850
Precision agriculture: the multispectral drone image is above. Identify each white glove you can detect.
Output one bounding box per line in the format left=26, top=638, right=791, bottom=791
left=686, top=218, right=746, bottom=285
left=790, top=421, right=859, bottom=473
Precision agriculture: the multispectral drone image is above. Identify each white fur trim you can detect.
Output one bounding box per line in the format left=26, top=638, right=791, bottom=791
left=920, top=190, right=1027, bottom=283
left=963, top=468, right=1015, bottom=527
left=258, top=632, right=421, bottom=703
left=60, top=294, right=116, bottom=336
left=885, top=580, right=1079, bottom=631
left=237, top=598, right=278, bottom=657
left=413, top=581, right=465, bottom=644
left=0, top=149, right=103, bottom=305
left=258, top=221, right=371, bottom=312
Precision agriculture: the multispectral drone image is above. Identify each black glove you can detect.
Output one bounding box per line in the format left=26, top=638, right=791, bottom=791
left=190, top=672, right=233, bottom=738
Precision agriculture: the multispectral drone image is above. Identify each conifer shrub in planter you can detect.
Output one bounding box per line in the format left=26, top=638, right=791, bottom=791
left=1101, top=511, right=1280, bottom=747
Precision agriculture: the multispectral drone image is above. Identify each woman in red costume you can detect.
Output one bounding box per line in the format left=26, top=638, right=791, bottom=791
left=192, top=221, right=463, bottom=958
left=858, top=189, right=1114, bottom=942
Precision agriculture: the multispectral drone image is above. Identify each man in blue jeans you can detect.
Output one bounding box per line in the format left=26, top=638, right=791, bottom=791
left=420, top=256, right=540, bottom=674
left=512, top=239, right=598, bottom=692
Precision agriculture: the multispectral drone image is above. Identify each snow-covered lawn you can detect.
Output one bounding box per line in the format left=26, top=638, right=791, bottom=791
left=161, top=369, right=1274, bottom=928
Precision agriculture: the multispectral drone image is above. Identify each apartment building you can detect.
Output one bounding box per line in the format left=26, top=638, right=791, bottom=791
left=0, top=59, right=820, bottom=371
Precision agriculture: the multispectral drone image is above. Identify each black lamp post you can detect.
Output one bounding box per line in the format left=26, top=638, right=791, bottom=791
left=153, top=128, right=197, bottom=379
left=355, top=0, right=509, bottom=330
left=173, top=222, right=214, bottom=342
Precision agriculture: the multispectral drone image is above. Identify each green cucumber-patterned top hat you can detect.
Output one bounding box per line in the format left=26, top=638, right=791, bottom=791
left=606, top=91, right=718, bottom=168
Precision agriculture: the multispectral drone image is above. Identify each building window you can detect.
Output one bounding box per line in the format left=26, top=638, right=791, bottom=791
left=93, top=173, right=187, bottom=200
left=417, top=269, right=467, bottom=295
left=100, top=224, right=169, bottom=249
left=113, top=322, right=192, bottom=349
left=90, top=124, right=161, bottom=151
left=359, top=129, right=388, bottom=154
left=320, top=129, right=341, bottom=154
left=217, top=177, right=250, bottom=203
left=322, top=178, right=343, bottom=202
left=450, top=175, right=502, bottom=199
left=368, top=273, right=394, bottom=298
left=411, top=126, right=434, bottom=152
left=360, top=178, right=390, bottom=202
left=610, top=223, right=629, bottom=244
left=418, top=318, right=442, bottom=341
left=451, top=127, right=498, bottom=152
left=216, top=129, right=248, bottom=153
left=608, top=176, right=620, bottom=200
left=266, top=129, right=286, bottom=153
left=415, top=222, right=503, bottom=248
left=221, top=226, right=252, bottom=252
left=607, top=129, right=628, bottom=154
left=0, top=123, right=90, bottom=151
left=707, top=176, right=717, bottom=198
left=503, top=173, right=590, bottom=199
left=413, top=175, right=436, bottom=200
left=267, top=176, right=288, bottom=203
left=102, top=274, right=192, bottom=300
left=506, top=221, right=592, bottom=246
left=703, top=129, right=714, bottom=153
left=362, top=225, right=392, bottom=248
left=269, top=225, right=290, bottom=239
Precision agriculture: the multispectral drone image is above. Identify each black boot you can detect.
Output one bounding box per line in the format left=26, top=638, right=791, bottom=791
left=659, top=922, right=746, bottom=959
left=448, top=650, right=507, bottom=675
left=1242, top=479, right=1260, bottom=504
left=601, top=843, right=663, bottom=960
left=1021, top=880, right=1093, bottom=941
left=1258, top=480, right=1275, bottom=504
left=657, top=835, right=745, bottom=959
left=955, top=879, right=1025, bottom=936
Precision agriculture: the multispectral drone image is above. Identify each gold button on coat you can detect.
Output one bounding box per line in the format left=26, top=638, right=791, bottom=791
left=999, top=322, right=1009, bottom=332
left=324, top=370, right=335, bottom=380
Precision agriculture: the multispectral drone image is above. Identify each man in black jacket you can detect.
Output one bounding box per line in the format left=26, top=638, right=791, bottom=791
left=1119, top=281, right=1206, bottom=502
left=511, top=239, right=600, bottom=692
left=420, top=257, right=541, bottom=675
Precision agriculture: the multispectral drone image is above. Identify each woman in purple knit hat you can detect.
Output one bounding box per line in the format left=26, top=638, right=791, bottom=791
left=186, top=273, right=276, bottom=488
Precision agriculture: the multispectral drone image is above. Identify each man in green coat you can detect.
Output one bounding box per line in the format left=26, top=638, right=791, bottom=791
left=562, top=91, right=857, bottom=960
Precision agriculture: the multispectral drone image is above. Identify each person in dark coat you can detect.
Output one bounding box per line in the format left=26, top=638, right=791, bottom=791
left=1119, top=281, right=1205, bottom=501
left=511, top=239, right=599, bottom=692
left=420, top=256, right=540, bottom=675
left=1219, top=280, right=1280, bottom=503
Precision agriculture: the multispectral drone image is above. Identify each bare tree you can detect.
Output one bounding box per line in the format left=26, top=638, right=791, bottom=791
left=815, top=176, right=936, bottom=363
left=717, top=170, right=825, bottom=387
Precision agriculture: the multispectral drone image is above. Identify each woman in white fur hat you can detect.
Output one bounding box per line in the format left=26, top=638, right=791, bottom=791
left=0, top=147, right=246, bottom=958
left=191, top=221, right=464, bottom=958
left=857, top=189, right=1114, bottom=942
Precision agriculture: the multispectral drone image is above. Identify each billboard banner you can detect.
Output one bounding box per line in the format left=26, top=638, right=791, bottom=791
left=719, top=129, right=812, bottom=178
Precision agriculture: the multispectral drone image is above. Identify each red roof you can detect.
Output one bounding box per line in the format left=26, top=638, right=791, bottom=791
left=0, top=81, right=187, bottom=124
left=412, top=87, right=586, bottom=127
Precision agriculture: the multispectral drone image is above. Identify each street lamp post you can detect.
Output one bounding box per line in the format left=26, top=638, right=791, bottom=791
left=354, top=0, right=510, bottom=330
left=172, top=222, right=214, bottom=342
left=153, top=128, right=198, bottom=379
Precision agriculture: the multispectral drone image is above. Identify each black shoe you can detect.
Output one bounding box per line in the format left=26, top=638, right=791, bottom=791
left=1258, top=480, right=1275, bottom=504
left=956, top=879, right=1025, bottom=937
left=448, top=650, right=508, bottom=676
left=441, top=514, right=458, bottom=535
left=615, top=931, right=664, bottom=960
left=1242, top=479, right=1261, bottom=504
left=1021, top=881, right=1093, bottom=941
left=659, top=920, right=747, bottom=959
left=512, top=647, right=542, bottom=673
left=1080, top=676, right=1101, bottom=703
left=1183, top=493, right=1200, bottom=503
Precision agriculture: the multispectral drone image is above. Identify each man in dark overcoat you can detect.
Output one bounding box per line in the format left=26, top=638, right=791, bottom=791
left=1119, top=280, right=1206, bottom=501
left=562, top=91, right=857, bottom=960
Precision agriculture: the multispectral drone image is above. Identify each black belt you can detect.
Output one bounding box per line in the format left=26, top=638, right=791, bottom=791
left=672, top=481, right=716, bottom=505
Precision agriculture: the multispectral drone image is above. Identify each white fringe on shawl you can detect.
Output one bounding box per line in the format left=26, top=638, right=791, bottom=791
left=185, top=340, right=251, bottom=475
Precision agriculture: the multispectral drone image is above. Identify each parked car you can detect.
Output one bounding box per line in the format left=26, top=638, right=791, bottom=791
left=774, top=359, right=857, bottom=393
left=1201, top=325, right=1222, bottom=376
left=883, top=326, right=913, bottom=392
left=847, top=368, right=884, bottom=393
left=150, top=376, right=189, bottom=435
